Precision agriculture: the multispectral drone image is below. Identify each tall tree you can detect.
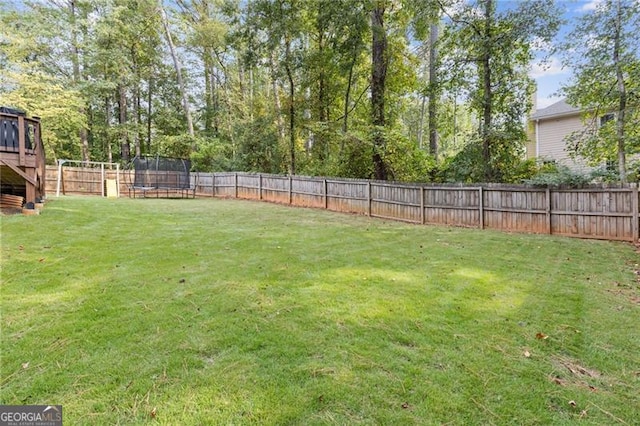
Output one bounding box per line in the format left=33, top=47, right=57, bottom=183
left=561, top=0, right=640, bottom=183
left=428, top=22, right=439, bottom=159
left=441, top=0, right=561, bottom=181
left=69, top=0, right=91, bottom=162
left=159, top=1, right=195, bottom=139
left=243, top=0, right=304, bottom=175
left=370, top=0, right=389, bottom=180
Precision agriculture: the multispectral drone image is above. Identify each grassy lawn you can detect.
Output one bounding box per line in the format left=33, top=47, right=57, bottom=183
left=1, top=196, right=639, bottom=425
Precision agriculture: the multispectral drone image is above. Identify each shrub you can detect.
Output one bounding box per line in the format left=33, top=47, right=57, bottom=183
left=524, top=164, right=592, bottom=187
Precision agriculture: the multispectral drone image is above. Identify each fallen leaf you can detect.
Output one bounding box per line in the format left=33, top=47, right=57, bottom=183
left=150, top=408, right=157, bottom=418
left=38, top=258, right=45, bottom=262
left=401, top=402, right=411, bottom=409
left=523, top=350, right=531, bottom=358
left=179, top=278, right=185, bottom=283
left=568, top=400, right=577, bottom=407
left=22, top=362, right=29, bottom=369
left=18, top=245, right=24, bottom=251
left=536, top=332, right=549, bottom=340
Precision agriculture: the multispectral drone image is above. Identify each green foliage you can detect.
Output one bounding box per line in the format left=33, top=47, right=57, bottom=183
left=235, top=116, right=285, bottom=174
left=7, top=0, right=629, bottom=185
left=0, top=70, right=86, bottom=163
left=508, top=158, right=541, bottom=184
left=331, top=132, right=374, bottom=179
left=434, top=132, right=531, bottom=184
left=190, top=137, right=236, bottom=172
left=524, top=164, right=593, bottom=187
left=155, top=133, right=194, bottom=159
left=382, top=129, right=436, bottom=182
left=440, top=0, right=562, bottom=181
left=435, top=141, right=484, bottom=183
left=560, top=0, right=640, bottom=181
left=625, top=160, right=640, bottom=183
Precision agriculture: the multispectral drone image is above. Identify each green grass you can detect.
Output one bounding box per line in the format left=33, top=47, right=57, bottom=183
left=1, top=196, right=639, bottom=425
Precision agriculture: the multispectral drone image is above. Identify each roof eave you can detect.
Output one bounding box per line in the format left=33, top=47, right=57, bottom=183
left=530, top=110, right=582, bottom=121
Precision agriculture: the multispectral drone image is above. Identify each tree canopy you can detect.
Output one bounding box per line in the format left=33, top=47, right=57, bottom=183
left=560, top=0, right=640, bottom=183
left=1, top=0, right=632, bottom=183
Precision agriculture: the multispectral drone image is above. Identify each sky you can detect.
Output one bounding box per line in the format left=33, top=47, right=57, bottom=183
left=529, top=0, right=611, bottom=110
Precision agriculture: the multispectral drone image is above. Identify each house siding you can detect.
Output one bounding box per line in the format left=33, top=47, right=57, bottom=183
left=532, top=114, right=592, bottom=172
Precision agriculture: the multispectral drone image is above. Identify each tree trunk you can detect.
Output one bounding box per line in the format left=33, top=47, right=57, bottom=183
left=249, top=67, right=255, bottom=122
left=105, top=96, right=112, bottom=163
left=418, top=93, right=426, bottom=149
left=118, top=85, right=130, bottom=162
left=134, top=77, right=142, bottom=158
left=428, top=23, right=439, bottom=160
left=481, top=0, right=494, bottom=181
left=211, top=65, right=219, bottom=136
left=270, top=52, right=287, bottom=146
left=371, top=2, right=389, bottom=180
left=159, top=2, right=195, bottom=140
left=316, top=28, right=327, bottom=161
left=70, top=0, right=90, bottom=162
left=147, top=75, right=153, bottom=154
left=613, top=0, right=627, bottom=182
left=285, top=38, right=296, bottom=175
left=204, top=49, right=213, bottom=135
left=342, top=57, right=355, bottom=135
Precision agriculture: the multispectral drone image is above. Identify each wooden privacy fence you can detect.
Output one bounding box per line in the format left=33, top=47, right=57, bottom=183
left=192, top=173, right=638, bottom=242
left=45, top=166, right=640, bottom=243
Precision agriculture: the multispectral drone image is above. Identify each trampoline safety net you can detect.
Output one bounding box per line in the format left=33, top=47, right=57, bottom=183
left=133, top=156, right=191, bottom=189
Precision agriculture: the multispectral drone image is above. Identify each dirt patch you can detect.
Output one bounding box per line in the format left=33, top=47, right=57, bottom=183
left=549, top=355, right=603, bottom=391
left=0, top=207, right=23, bottom=216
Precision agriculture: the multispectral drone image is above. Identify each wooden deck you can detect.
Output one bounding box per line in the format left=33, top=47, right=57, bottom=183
left=0, top=109, right=46, bottom=205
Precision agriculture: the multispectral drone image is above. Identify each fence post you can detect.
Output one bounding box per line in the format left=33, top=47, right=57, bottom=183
left=211, top=173, right=215, bottom=197
left=100, top=163, right=105, bottom=197
left=116, top=163, right=121, bottom=198
left=56, top=159, right=63, bottom=197
left=632, top=186, right=639, bottom=243
left=478, top=187, right=484, bottom=229
left=367, top=181, right=372, bottom=217
left=324, top=179, right=328, bottom=210
left=546, top=188, right=552, bottom=235
left=259, top=174, right=263, bottom=200
left=234, top=173, right=238, bottom=198
left=289, top=175, right=293, bottom=204
left=420, top=186, right=425, bottom=225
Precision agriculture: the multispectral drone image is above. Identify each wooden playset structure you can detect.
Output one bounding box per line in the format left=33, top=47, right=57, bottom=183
left=0, top=107, right=46, bottom=208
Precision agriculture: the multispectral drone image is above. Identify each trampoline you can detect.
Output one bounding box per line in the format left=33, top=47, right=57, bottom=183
left=127, top=155, right=195, bottom=198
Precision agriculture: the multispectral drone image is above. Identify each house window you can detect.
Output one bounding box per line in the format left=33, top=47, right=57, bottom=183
left=600, top=113, right=614, bottom=127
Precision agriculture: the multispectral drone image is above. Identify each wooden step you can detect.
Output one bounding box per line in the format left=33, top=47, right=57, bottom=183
left=0, top=194, right=24, bottom=208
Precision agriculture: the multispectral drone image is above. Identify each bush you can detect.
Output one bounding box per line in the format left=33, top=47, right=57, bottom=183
left=524, top=164, right=592, bottom=187
left=191, top=138, right=236, bottom=172
left=156, top=134, right=196, bottom=159
left=432, top=133, right=530, bottom=184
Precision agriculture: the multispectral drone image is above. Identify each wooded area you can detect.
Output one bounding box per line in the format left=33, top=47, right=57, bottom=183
left=46, top=165, right=639, bottom=242
left=2, top=0, right=638, bottom=184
